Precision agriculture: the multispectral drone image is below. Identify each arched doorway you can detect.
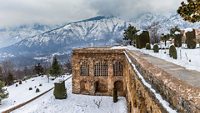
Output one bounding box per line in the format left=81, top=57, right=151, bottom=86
left=94, top=81, right=108, bottom=93
left=114, top=81, right=123, bottom=92
left=80, top=80, right=88, bottom=93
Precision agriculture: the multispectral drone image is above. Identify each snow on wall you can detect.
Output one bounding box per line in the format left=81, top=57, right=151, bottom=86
left=124, top=50, right=177, bottom=113
left=175, top=31, right=180, bottom=35
left=185, top=28, right=193, bottom=32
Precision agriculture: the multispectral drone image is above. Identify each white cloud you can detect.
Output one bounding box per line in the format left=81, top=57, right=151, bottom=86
left=0, top=0, right=185, bottom=27
left=0, top=0, right=96, bottom=27
left=89, top=0, right=185, bottom=18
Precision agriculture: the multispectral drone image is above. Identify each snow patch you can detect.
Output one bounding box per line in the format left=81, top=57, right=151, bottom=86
left=136, top=30, right=143, bottom=35
left=175, top=31, right=180, bottom=35
left=185, top=28, right=193, bottom=32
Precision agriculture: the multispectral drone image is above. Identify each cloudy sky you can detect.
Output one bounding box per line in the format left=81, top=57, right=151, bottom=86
left=0, top=0, right=185, bottom=27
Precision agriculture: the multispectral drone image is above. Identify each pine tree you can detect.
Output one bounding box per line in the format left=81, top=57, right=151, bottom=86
left=123, top=24, right=139, bottom=45
left=170, top=26, right=182, bottom=47
left=177, top=0, right=200, bottom=22
left=50, top=56, right=62, bottom=77
left=0, top=80, right=8, bottom=104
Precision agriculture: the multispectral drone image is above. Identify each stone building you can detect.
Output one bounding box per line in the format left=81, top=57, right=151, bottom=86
left=72, top=47, right=125, bottom=96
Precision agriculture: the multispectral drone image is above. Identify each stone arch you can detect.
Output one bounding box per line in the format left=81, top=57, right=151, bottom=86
left=114, top=80, right=123, bottom=92
left=80, top=80, right=88, bottom=93
left=94, top=80, right=108, bottom=93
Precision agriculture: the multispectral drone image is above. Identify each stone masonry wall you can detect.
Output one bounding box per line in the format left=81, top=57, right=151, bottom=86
left=124, top=52, right=166, bottom=113
left=126, top=50, right=200, bottom=113
left=72, top=48, right=126, bottom=96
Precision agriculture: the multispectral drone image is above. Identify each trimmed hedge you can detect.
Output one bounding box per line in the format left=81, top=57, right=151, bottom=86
left=53, top=81, right=67, bottom=99
left=153, top=44, right=159, bottom=53
left=185, top=29, right=196, bottom=49
left=36, top=88, right=40, bottom=93
left=169, top=45, right=177, bottom=59
left=136, top=31, right=150, bottom=49
left=146, top=43, right=151, bottom=50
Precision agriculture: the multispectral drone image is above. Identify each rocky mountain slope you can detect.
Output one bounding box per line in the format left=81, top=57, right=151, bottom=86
left=0, top=13, right=199, bottom=67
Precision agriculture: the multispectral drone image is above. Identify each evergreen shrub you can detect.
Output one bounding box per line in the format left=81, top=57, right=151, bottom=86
left=53, top=81, right=67, bottom=99
left=153, top=44, right=159, bottom=53
left=169, top=45, right=177, bottom=59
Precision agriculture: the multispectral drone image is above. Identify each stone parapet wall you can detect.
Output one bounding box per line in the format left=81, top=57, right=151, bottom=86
left=124, top=56, right=165, bottom=113
left=126, top=50, right=200, bottom=113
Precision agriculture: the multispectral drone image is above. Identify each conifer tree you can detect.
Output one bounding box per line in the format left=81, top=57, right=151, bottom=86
left=170, top=26, right=183, bottom=47
left=50, top=56, right=62, bottom=77
left=123, top=24, right=139, bottom=45
left=177, top=0, right=200, bottom=22
left=0, top=80, right=8, bottom=104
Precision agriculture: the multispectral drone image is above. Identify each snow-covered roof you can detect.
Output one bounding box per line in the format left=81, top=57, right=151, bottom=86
left=185, top=28, right=193, bottom=32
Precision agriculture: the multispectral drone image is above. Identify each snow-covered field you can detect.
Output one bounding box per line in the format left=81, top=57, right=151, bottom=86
left=0, top=75, right=71, bottom=112
left=12, top=78, right=127, bottom=113
left=112, top=44, right=200, bottom=72
left=127, top=44, right=200, bottom=72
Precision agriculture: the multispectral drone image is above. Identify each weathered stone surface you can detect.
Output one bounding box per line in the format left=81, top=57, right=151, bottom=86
left=72, top=48, right=125, bottom=96
left=127, top=50, right=200, bottom=113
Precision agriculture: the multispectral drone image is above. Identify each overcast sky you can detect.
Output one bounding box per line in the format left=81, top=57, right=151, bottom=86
left=0, top=0, right=185, bottom=27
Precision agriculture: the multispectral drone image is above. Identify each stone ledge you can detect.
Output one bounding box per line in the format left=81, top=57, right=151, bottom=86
left=127, top=50, right=200, bottom=113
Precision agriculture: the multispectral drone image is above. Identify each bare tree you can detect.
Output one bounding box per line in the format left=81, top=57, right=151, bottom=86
left=63, top=60, right=72, bottom=74
left=0, top=66, right=3, bottom=81
left=143, top=21, right=161, bottom=44
left=1, top=60, right=14, bottom=78
left=93, top=98, right=102, bottom=108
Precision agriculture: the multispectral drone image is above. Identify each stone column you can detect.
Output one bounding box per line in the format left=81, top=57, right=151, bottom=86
left=72, top=54, right=80, bottom=94
left=107, top=59, right=113, bottom=95
left=89, top=58, right=95, bottom=95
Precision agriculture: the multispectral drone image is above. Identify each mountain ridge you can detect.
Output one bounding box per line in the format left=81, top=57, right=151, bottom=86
left=0, top=13, right=200, bottom=67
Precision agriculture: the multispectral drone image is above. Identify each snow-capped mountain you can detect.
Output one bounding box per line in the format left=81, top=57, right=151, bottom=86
left=0, top=23, right=53, bottom=48
left=0, top=13, right=200, bottom=67
left=132, top=12, right=200, bottom=33
left=0, top=16, right=131, bottom=66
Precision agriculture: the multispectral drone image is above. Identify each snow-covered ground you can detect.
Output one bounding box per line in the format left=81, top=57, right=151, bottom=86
left=127, top=44, right=200, bottom=72
left=112, top=44, right=200, bottom=72
left=12, top=78, right=127, bottom=113
left=0, top=75, right=71, bottom=112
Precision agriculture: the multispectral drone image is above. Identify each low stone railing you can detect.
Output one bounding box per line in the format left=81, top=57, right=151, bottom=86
left=126, top=50, right=200, bottom=113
